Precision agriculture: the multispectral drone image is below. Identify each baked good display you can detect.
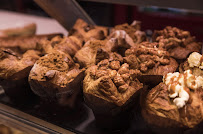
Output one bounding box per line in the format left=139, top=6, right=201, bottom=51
left=0, top=48, right=41, bottom=102
left=113, top=20, right=147, bottom=44
left=83, top=57, right=143, bottom=129
left=0, top=33, right=63, bottom=52
left=69, top=19, right=109, bottom=43
left=152, top=26, right=202, bottom=60
left=29, top=50, right=84, bottom=107
left=0, top=18, right=203, bottom=133
left=179, top=52, right=203, bottom=77
left=141, top=70, right=203, bottom=133
left=124, top=41, right=178, bottom=85
left=36, top=35, right=83, bottom=57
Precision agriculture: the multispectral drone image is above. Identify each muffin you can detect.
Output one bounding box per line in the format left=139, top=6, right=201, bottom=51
left=124, top=42, right=178, bottom=85
left=153, top=26, right=202, bottom=60
left=179, top=52, right=203, bottom=77
left=0, top=48, right=41, bottom=102
left=29, top=50, right=84, bottom=107
left=141, top=70, right=203, bottom=134
left=69, top=19, right=109, bottom=42
left=74, top=30, right=141, bottom=68
left=83, top=57, right=143, bottom=129
left=113, top=20, right=147, bottom=44
left=36, top=35, right=83, bottom=57
left=74, top=38, right=119, bottom=68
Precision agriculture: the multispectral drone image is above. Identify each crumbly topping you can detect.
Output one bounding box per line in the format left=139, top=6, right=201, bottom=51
left=89, top=59, right=141, bottom=94
left=36, top=51, right=74, bottom=71
left=153, top=26, right=201, bottom=51
left=163, top=70, right=203, bottom=108
left=188, top=52, right=203, bottom=69
left=124, top=42, right=170, bottom=73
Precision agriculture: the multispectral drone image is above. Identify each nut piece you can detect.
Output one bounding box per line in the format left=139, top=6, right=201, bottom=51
left=118, top=63, right=129, bottom=74
left=113, top=75, right=125, bottom=87
left=118, top=84, right=128, bottom=93
left=109, top=61, right=120, bottom=70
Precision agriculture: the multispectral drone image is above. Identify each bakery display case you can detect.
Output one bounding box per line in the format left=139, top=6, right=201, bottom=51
left=0, top=1, right=203, bottom=134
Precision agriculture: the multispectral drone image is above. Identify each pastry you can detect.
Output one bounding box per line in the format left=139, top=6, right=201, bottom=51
left=0, top=48, right=41, bottom=102
left=0, top=23, right=36, bottom=37
left=74, top=30, right=140, bottom=68
left=124, top=42, right=178, bottom=85
left=29, top=50, right=84, bottom=107
left=36, top=35, right=83, bottom=57
left=141, top=70, right=203, bottom=133
left=74, top=38, right=118, bottom=68
left=0, top=33, right=63, bottom=52
left=69, top=19, right=109, bottom=43
left=113, top=20, right=146, bottom=44
left=153, top=26, right=202, bottom=60
left=83, top=57, right=143, bottom=129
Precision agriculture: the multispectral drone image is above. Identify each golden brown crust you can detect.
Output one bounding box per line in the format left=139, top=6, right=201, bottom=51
left=153, top=26, right=202, bottom=60
left=141, top=82, right=203, bottom=128
left=0, top=33, right=63, bottom=52
left=36, top=35, right=83, bottom=57
left=0, top=48, right=40, bottom=80
left=83, top=59, right=143, bottom=114
left=69, top=19, right=108, bottom=42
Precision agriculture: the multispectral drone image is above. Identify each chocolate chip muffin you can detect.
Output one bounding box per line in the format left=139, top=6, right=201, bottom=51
left=0, top=48, right=41, bottom=102
left=141, top=70, right=203, bottom=134
left=153, top=26, right=202, bottom=60
left=29, top=50, right=84, bottom=107
left=83, top=57, right=143, bottom=129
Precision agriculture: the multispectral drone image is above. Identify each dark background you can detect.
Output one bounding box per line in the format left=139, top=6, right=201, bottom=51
left=1, top=0, right=203, bottom=40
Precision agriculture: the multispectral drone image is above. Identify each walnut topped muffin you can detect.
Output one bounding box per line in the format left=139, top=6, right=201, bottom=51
left=124, top=42, right=178, bottom=75
left=83, top=57, right=143, bottom=129
left=153, top=26, right=202, bottom=60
